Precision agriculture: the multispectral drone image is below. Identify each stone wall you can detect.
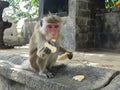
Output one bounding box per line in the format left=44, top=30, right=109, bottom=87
left=3, top=0, right=120, bottom=51
left=2, top=0, right=97, bottom=50
left=3, top=16, right=24, bottom=46
left=75, top=0, right=95, bottom=50
left=75, top=0, right=120, bottom=51
left=3, top=18, right=37, bottom=46
left=95, top=8, right=120, bottom=51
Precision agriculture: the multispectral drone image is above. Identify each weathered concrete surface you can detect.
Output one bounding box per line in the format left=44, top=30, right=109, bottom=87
left=1, top=46, right=120, bottom=71
left=0, top=53, right=120, bottom=90
left=101, top=74, right=120, bottom=90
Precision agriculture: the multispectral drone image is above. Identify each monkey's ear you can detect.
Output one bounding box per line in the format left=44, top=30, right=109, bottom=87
left=62, top=17, right=67, bottom=25
left=40, top=20, right=43, bottom=27
left=48, top=11, right=52, bottom=16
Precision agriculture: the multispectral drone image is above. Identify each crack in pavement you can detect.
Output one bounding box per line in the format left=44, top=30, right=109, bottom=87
left=93, top=71, right=120, bottom=90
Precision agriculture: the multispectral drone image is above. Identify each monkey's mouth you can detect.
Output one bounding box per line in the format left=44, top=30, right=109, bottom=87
left=51, top=33, right=57, bottom=37
left=51, top=36, right=57, bottom=39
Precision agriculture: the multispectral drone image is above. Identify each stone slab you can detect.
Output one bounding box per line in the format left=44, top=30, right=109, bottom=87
left=101, top=74, right=120, bottom=90
left=0, top=53, right=119, bottom=90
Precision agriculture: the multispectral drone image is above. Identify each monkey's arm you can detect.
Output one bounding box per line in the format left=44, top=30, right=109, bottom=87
left=58, top=46, right=73, bottom=60
left=30, top=29, right=50, bottom=59
left=37, top=40, right=58, bottom=59
left=37, top=46, right=51, bottom=59
left=36, top=40, right=55, bottom=59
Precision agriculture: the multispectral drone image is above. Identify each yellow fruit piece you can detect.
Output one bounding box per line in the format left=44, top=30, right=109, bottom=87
left=44, top=41, right=57, bottom=53
left=73, top=75, right=85, bottom=81
left=57, top=52, right=69, bottom=60
left=51, top=39, right=56, bottom=42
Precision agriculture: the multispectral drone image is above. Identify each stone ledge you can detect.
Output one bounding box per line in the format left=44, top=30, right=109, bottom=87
left=100, top=73, right=120, bottom=90
left=0, top=53, right=120, bottom=90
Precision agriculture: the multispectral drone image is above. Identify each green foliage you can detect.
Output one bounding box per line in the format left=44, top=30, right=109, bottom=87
left=105, top=0, right=118, bottom=8
left=31, top=0, right=39, bottom=6
left=3, top=0, right=39, bottom=23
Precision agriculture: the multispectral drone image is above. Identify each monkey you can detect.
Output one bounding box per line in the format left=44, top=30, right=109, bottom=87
left=29, top=13, right=73, bottom=78
left=0, top=13, right=73, bottom=78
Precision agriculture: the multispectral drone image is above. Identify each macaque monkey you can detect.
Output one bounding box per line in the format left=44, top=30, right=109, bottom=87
left=0, top=14, right=73, bottom=78
left=29, top=14, right=73, bottom=78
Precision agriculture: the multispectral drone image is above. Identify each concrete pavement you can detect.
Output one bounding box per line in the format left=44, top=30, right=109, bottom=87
left=0, top=46, right=120, bottom=90
left=0, top=45, right=120, bottom=71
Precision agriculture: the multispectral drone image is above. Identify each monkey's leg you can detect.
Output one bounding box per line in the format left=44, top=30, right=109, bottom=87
left=29, top=51, right=39, bottom=72
left=36, top=58, right=54, bottom=78
left=47, top=56, right=57, bottom=69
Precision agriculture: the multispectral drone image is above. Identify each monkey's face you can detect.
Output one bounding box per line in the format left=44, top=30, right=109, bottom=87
left=46, top=23, right=60, bottom=40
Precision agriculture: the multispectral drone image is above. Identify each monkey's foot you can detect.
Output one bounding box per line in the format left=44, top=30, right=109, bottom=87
left=39, top=71, right=55, bottom=78
left=46, top=71, right=55, bottom=78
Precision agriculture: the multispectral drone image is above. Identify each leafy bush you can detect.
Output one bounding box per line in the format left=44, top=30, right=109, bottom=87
left=105, top=0, right=120, bottom=8
left=3, top=0, right=39, bottom=23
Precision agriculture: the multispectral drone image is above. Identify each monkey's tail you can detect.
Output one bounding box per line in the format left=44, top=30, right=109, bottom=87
left=0, top=60, right=29, bottom=70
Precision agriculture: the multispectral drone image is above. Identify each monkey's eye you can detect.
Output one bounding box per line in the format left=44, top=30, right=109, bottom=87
left=47, top=25, right=59, bottom=29
left=54, top=25, right=59, bottom=28
left=47, top=25, right=52, bottom=28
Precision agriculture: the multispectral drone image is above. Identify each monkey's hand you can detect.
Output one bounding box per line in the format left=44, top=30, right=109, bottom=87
left=37, top=47, right=51, bottom=59
left=67, top=52, right=73, bottom=59
left=43, top=47, right=51, bottom=54
left=57, top=52, right=73, bottom=60
left=48, top=39, right=56, bottom=46
left=44, top=41, right=57, bottom=53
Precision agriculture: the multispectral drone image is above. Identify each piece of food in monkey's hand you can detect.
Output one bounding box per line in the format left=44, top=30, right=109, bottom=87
left=73, top=75, right=85, bottom=81
left=44, top=41, right=57, bottom=53
left=48, top=39, right=56, bottom=46
left=67, top=52, right=73, bottom=59
left=51, top=39, right=56, bottom=42
left=57, top=52, right=69, bottom=60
